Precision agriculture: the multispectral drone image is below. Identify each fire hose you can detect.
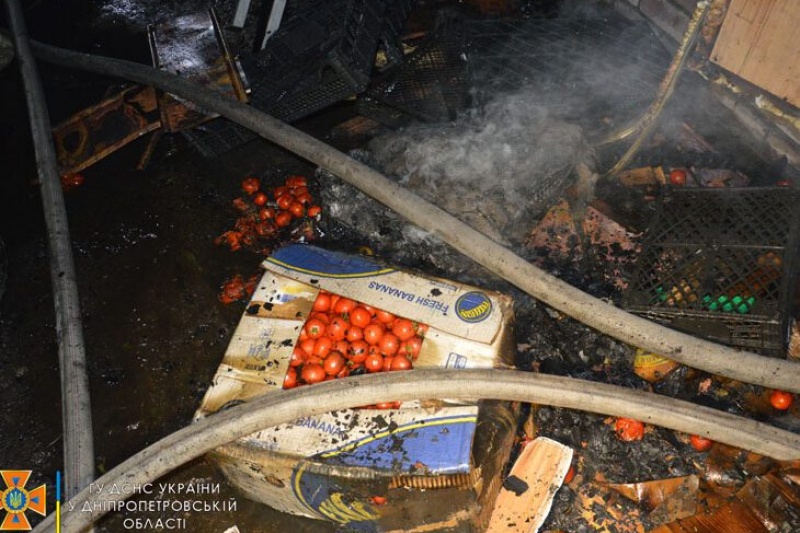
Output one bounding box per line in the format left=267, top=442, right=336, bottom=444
left=30, top=369, right=800, bottom=532
left=5, top=0, right=94, bottom=500
left=28, top=39, right=800, bottom=395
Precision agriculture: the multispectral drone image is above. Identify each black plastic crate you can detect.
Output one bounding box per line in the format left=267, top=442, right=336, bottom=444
left=623, top=187, right=800, bottom=357
left=242, top=0, right=388, bottom=123
left=361, top=11, right=471, bottom=123
left=378, top=0, right=414, bottom=68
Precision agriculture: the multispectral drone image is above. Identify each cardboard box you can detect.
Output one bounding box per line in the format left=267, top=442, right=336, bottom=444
left=195, top=245, right=519, bottom=532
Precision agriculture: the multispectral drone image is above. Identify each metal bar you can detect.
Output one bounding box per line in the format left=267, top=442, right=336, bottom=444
left=232, top=0, right=252, bottom=28
left=260, top=0, right=288, bottom=50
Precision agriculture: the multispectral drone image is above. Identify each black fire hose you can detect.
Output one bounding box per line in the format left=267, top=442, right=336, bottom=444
left=30, top=369, right=800, bottom=533
left=28, top=39, right=800, bottom=395
left=4, top=0, right=94, bottom=499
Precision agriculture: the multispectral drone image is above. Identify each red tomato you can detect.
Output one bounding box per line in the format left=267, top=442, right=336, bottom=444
left=289, top=201, right=305, bottom=218
left=275, top=211, right=292, bottom=227
left=399, top=337, right=423, bottom=360
left=253, top=192, right=268, bottom=206
left=276, top=194, right=293, bottom=210
left=391, top=319, right=416, bottom=341
left=290, top=348, right=306, bottom=368
left=241, top=177, right=260, bottom=195
left=323, top=352, right=346, bottom=376
left=258, top=207, right=275, bottom=220
left=364, top=323, right=386, bottom=346
left=346, top=325, right=363, bottom=343
left=364, top=353, right=384, bottom=373
left=770, top=390, right=793, bottom=410
left=563, top=464, right=575, bottom=484
left=375, top=310, right=395, bottom=324
left=309, top=312, right=330, bottom=324
left=273, top=186, right=288, bottom=198
left=312, top=292, right=331, bottom=313
left=255, top=221, right=275, bottom=237
left=299, top=338, right=316, bottom=356
left=775, top=179, right=792, bottom=187
left=231, top=198, right=249, bottom=212
left=349, top=307, right=372, bottom=329
left=669, top=169, right=687, bottom=186
left=336, top=366, right=351, bottom=379
left=348, top=340, right=368, bottom=364
left=614, top=418, right=645, bottom=441
left=333, top=297, right=356, bottom=315
left=295, top=192, right=313, bottom=206
left=307, top=205, right=322, bottom=217
left=689, top=434, right=714, bottom=452
left=304, top=318, right=326, bottom=339
left=313, top=337, right=333, bottom=359
left=301, top=363, right=326, bottom=384
left=333, top=340, right=350, bottom=355
left=327, top=316, right=348, bottom=341
left=382, top=356, right=394, bottom=372
left=283, top=367, right=297, bottom=389
left=285, top=175, right=307, bottom=188
left=290, top=185, right=309, bottom=197
left=414, top=322, right=429, bottom=337
left=379, top=333, right=400, bottom=356
left=390, top=356, right=412, bottom=371
left=370, top=495, right=388, bottom=506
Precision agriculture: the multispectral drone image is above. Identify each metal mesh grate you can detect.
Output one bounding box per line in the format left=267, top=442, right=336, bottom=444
left=466, top=15, right=671, bottom=129
left=623, top=187, right=800, bottom=356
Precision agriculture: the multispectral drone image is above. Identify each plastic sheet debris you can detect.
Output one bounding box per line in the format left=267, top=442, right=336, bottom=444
left=633, top=348, right=679, bottom=383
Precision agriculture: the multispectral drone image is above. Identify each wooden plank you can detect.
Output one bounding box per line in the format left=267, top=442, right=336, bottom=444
left=710, top=0, right=800, bottom=107
left=485, top=437, right=573, bottom=533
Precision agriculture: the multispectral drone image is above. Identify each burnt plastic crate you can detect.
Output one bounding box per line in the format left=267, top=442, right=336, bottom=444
left=181, top=118, right=256, bottom=158
left=623, top=187, right=800, bottom=357
left=360, top=11, right=471, bottom=123
left=242, top=0, right=389, bottom=123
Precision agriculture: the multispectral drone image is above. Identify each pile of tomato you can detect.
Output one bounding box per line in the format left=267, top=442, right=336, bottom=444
left=218, top=273, right=259, bottom=304
left=215, top=174, right=321, bottom=256
left=284, top=290, right=428, bottom=409
left=216, top=174, right=321, bottom=303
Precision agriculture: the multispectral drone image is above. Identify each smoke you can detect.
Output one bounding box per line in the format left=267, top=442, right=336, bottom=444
left=369, top=92, right=589, bottom=243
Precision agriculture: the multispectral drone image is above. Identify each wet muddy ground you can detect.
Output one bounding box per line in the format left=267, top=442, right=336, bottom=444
left=1, top=1, right=799, bottom=532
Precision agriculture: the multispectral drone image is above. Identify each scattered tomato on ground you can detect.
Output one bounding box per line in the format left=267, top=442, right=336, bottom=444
left=689, top=434, right=714, bottom=452
left=216, top=173, right=322, bottom=304
left=769, top=390, right=793, bottom=410
left=614, top=418, right=645, bottom=442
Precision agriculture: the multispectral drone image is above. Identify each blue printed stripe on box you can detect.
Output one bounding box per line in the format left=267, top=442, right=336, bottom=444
left=266, top=245, right=396, bottom=278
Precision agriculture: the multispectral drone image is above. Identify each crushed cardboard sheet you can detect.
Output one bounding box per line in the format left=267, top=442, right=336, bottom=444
left=485, top=437, right=572, bottom=533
